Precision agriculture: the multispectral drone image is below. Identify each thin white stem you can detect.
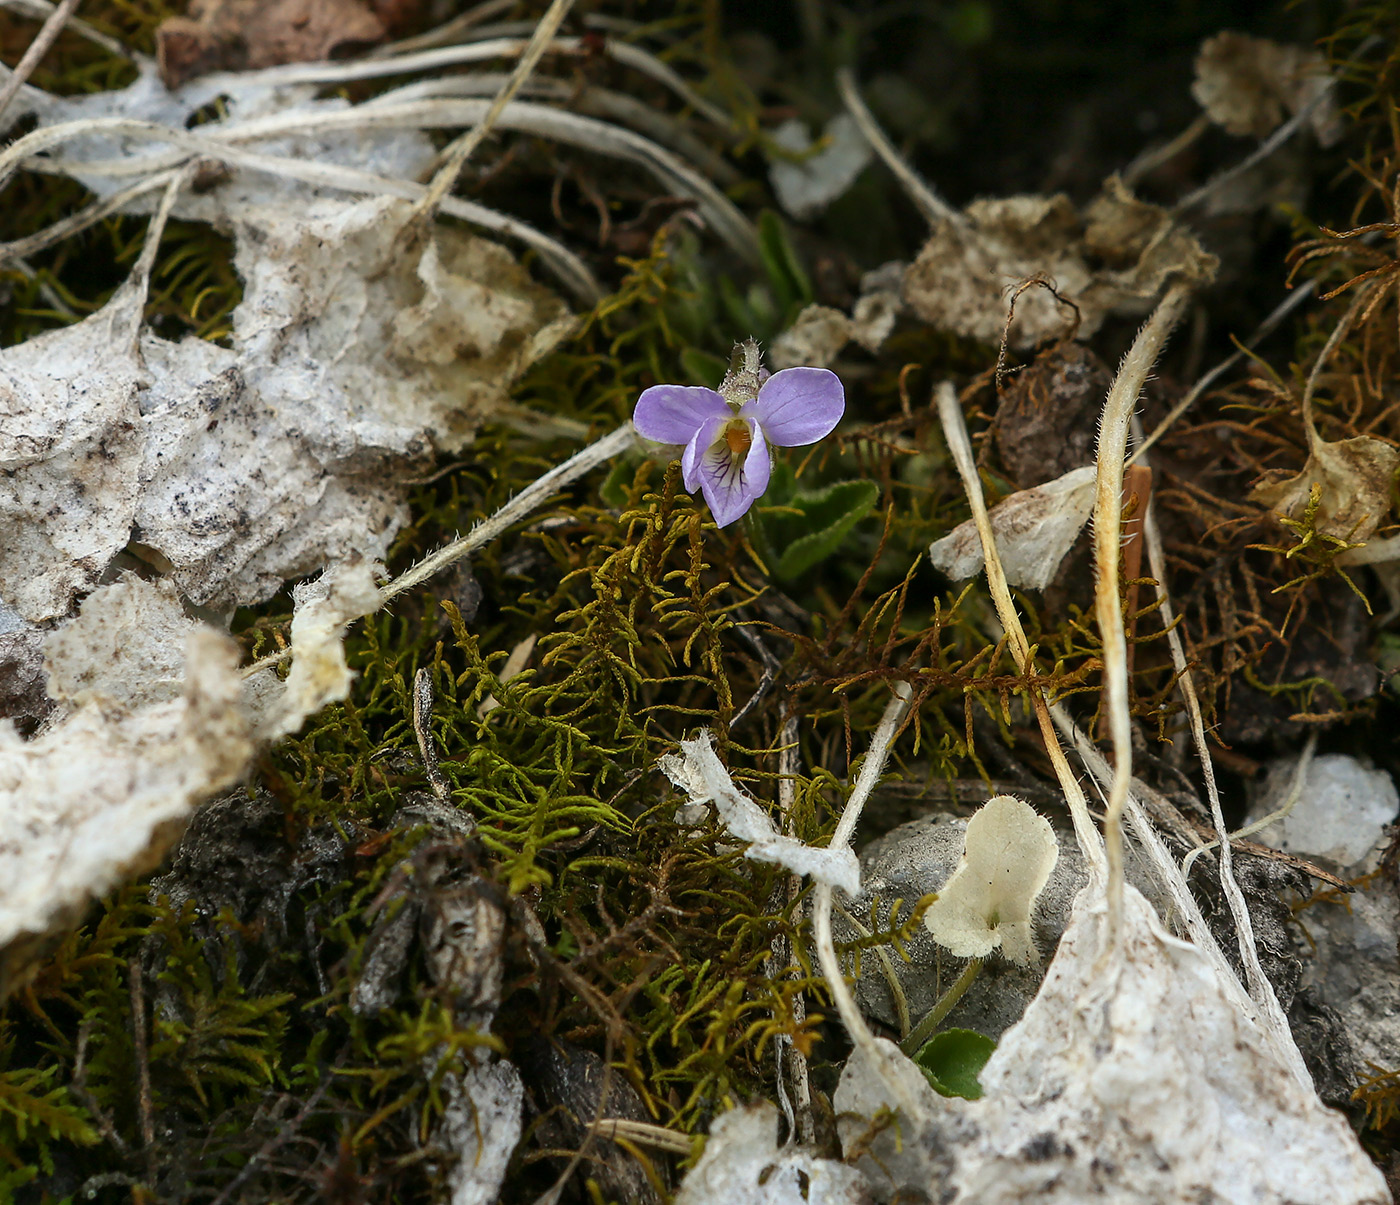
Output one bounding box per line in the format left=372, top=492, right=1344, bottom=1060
left=1175, top=66, right=1339, bottom=214
left=835, top=67, right=962, bottom=228
left=367, top=0, right=515, bottom=58
left=1121, top=113, right=1210, bottom=188
left=185, top=35, right=732, bottom=130
left=1092, top=279, right=1193, bottom=937
left=1131, top=280, right=1316, bottom=463
left=1049, top=701, right=1314, bottom=1090
left=1134, top=415, right=1308, bottom=1079
left=811, top=684, right=921, bottom=1119
left=0, top=0, right=82, bottom=129
left=381, top=423, right=636, bottom=605
left=243, top=423, right=636, bottom=680
left=1299, top=283, right=1372, bottom=444
left=0, top=0, right=131, bottom=61
left=8, top=93, right=756, bottom=276
left=1182, top=730, right=1318, bottom=876
left=831, top=682, right=912, bottom=850
left=833, top=899, right=910, bottom=1038
left=813, top=882, right=924, bottom=1117
left=776, top=714, right=814, bottom=1143
left=412, top=0, right=575, bottom=225
left=4, top=119, right=600, bottom=300
left=0, top=172, right=172, bottom=265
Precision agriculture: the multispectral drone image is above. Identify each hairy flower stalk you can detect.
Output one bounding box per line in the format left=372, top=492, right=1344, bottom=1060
left=633, top=339, right=845, bottom=526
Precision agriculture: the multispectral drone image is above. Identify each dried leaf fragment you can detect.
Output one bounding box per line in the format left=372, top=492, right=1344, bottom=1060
left=903, top=180, right=1216, bottom=349
left=1250, top=432, right=1399, bottom=542
left=1192, top=32, right=1340, bottom=145
left=157, top=0, right=393, bottom=89
left=659, top=731, right=861, bottom=894
left=769, top=305, right=853, bottom=370
left=769, top=114, right=874, bottom=221
left=922, top=795, right=1059, bottom=965
left=928, top=465, right=1097, bottom=590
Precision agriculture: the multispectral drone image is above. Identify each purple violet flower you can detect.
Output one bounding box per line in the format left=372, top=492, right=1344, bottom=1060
left=632, top=340, right=845, bottom=527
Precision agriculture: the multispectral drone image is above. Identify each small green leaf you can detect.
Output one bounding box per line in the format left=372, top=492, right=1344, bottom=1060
left=752, top=476, right=880, bottom=580
left=600, top=455, right=646, bottom=509
left=913, top=1028, right=996, bottom=1099
left=757, top=209, right=813, bottom=317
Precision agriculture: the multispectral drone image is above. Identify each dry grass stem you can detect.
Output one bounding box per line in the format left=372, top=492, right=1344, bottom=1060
left=812, top=683, right=922, bottom=1119
left=0, top=0, right=82, bottom=127
left=412, top=0, right=576, bottom=226
left=1132, top=279, right=1316, bottom=462
left=835, top=67, right=962, bottom=227
left=932, top=381, right=1106, bottom=875
left=1092, top=278, right=1193, bottom=936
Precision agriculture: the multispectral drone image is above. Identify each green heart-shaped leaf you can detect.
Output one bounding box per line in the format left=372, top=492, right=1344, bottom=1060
left=751, top=471, right=879, bottom=580
left=913, top=1028, right=996, bottom=1100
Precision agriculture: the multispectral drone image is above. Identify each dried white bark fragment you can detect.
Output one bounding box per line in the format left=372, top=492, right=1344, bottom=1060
left=929, top=465, right=1096, bottom=589
left=0, top=284, right=147, bottom=622
left=0, top=621, right=253, bottom=988
left=675, top=1102, right=870, bottom=1205
left=43, top=575, right=197, bottom=709
left=660, top=731, right=861, bottom=894
left=836, top=885, right=1390, bottom=1204
left=0, top=194, right=573, bottom=622
left=438, top=1056, right=525, bottom=1205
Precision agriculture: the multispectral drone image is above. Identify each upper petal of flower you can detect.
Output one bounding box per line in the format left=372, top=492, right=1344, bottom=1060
left=744, top=367, right=844, bottom=447
left=634, top=385, right=730, bottom=445
left=697, top=420, right=769, bottom=527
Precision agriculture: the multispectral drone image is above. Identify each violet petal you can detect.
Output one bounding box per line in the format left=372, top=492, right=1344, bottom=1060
left=682, top=414, right=727, bottom=493
left=744, top=367, right=844, bottom=446
left=634, top=384, right=729, bottom=445
left=697, top=421, right=767, bottom=527
left=744, top=420, right=772, bottom=502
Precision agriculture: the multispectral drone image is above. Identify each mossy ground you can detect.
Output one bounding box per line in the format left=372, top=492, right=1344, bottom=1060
left=4, top=0, right=1400, bottom=1201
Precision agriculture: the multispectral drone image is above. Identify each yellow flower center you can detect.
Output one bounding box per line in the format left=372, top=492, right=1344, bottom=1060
left=724, top=419, right=752, bottom=458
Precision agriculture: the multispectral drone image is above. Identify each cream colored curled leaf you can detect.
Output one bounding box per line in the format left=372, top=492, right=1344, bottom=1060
left=928, top=465, right=1097, bottom=590
left=922, top=794, right=1059, bottom=965
left=1250, top=430, right=1399, bottom=543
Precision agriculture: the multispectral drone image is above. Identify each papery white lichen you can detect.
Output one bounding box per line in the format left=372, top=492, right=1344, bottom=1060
left=245, top=557, right=384, bottom=741
left=675, top=1102, right=869, bottom=1205
left=0, top=622, right=253, bottom=990
left=0, top=564, right=380, bottom=992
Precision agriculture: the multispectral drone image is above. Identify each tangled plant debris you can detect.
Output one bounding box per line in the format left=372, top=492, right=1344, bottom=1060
left=3, top=1, right=1400, bottom=1202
